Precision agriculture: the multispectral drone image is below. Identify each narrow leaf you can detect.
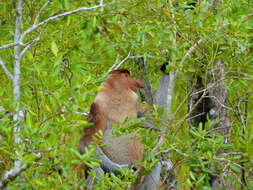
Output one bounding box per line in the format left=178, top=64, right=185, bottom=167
left=51, top=41, right=58, bottom=56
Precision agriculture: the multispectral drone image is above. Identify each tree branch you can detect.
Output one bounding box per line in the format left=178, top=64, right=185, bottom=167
left=151, top=0, right=177, bottom=156
left=175, top=12, right=252, bottom=79
left=108, top=53, right=120, bottom=72
left=205, top=95, right=232, bottom=110
left=0, top=1, right=105, bottom=51
left=0, top=153, right=42, bottom=189
left=176, top=39, right=203, bottom=78
left=114, top=50, right=132, bottom=70
left=172, top=78, right=226, bottom=142
left=20, top=3, right=105, bottom=42
left=13, top=0, right=23, bottom=143
left=20, top=24, right=47, bottom=58
left=0, top=56, right=13, bottom=81
left=0, top=42, right=25, bottom=50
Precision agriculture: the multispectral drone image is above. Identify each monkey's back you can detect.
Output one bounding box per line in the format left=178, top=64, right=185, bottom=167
left=93, top=74, right=144, bottom=166
left=102, top=127, right=144, bottom=166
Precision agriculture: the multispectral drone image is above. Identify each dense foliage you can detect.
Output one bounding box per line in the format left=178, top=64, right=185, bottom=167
left=0, top=0, right=252, bottom=189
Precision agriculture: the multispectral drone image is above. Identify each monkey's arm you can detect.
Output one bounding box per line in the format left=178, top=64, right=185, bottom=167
left=154, top=62, right=170, bottom=110
left=135, top=162, right=162, bottom=190
left=135, top=62, right=170, bottom=190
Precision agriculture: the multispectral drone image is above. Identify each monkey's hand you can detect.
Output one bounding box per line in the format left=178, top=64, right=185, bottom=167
left=137, top=111, right=161, bottom=131
left=101, top=162, right=134, bottom=176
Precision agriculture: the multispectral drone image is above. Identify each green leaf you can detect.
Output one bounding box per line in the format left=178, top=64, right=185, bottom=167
left=64, top=0, right=70, bottom=9
left=24, top=154, right=37, bottom=164
left=188, top=66, right=196, bottom=73
left=93, top=16, right=97, bottom=28
left=26, top=112, right=32, bottom=130
left=51, top=41, right=58, bottom=56
left=186, top=178, right=192, bottom=187
left=230, top=164, right=241, bottom=174
left=26, top=50, right=34, bottom=62
left=190, top=171, right=196, bottom=181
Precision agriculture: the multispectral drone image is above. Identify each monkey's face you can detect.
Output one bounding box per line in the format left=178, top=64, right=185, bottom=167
left=127, top=75, right=144, bottom=92
left=108, top=69, right=144, bottom=92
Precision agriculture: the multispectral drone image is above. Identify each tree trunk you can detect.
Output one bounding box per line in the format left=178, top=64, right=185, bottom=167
left=188, top=59, right=232, bottom=189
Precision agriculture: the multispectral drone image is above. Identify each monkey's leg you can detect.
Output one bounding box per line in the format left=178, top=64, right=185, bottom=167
left=85, top=147, right=131, bottom=189
left=79, top=136, right=131, bottom=176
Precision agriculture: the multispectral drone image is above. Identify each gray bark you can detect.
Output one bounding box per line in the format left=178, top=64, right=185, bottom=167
left=138, top=60, right=177, bottom=190
left=188, top=59, right=232, bottom=189
left=0, top=0, right=106, bottom=188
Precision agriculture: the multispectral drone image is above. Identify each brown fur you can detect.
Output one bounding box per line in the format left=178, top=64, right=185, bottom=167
left=79, top=69, right=144, bottom=166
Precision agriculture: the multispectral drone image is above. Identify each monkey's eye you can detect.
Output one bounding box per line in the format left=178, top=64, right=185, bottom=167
left=124, top=74, right=128, bottom=77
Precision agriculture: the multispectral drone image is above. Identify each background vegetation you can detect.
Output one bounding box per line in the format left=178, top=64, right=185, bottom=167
left=0, top=0, right=252, bottom=189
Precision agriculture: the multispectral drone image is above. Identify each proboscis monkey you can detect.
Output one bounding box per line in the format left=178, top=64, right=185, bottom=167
left=78, top=69, right=144, bottom=176
left=79, top=65, right=172, bottom=190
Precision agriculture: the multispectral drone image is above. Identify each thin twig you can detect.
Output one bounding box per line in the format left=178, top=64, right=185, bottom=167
left=176, top=39, right=203, bottom=78
left=222, top=12, right=253, bottom=28
left=173, top=88, right=193, bottom=118
left=0, top=42, right=25, bottom=50
left=108, top=53, right=120, bottom=72
left=235, top=93, right=250, bottom=189
left=39, top=110, right=65, bottom=127
left=114, top=50, right=132, bottom=70
left=186, top=112, right=206, bottom=121
left=172, top=78, right=226, bottom=142
left=241, top=93, right=250, bottom=189
left=208, top=126, right=230, bottom=133
left=62, top=58, right=73, bottom=87
left=236, top=95, right=247, bottom=128
left=0, top=56, right=13, bottom=80
left=191, top=88, right=208, bottom=96
left=205, top=95, right=232, bottom=110
left=20, top=24, right=47, bottom=58
left=33, top=0, right=52, bottom=26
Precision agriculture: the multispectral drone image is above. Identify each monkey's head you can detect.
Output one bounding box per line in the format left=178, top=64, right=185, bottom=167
left=108, top=69, right=144, bottom=92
